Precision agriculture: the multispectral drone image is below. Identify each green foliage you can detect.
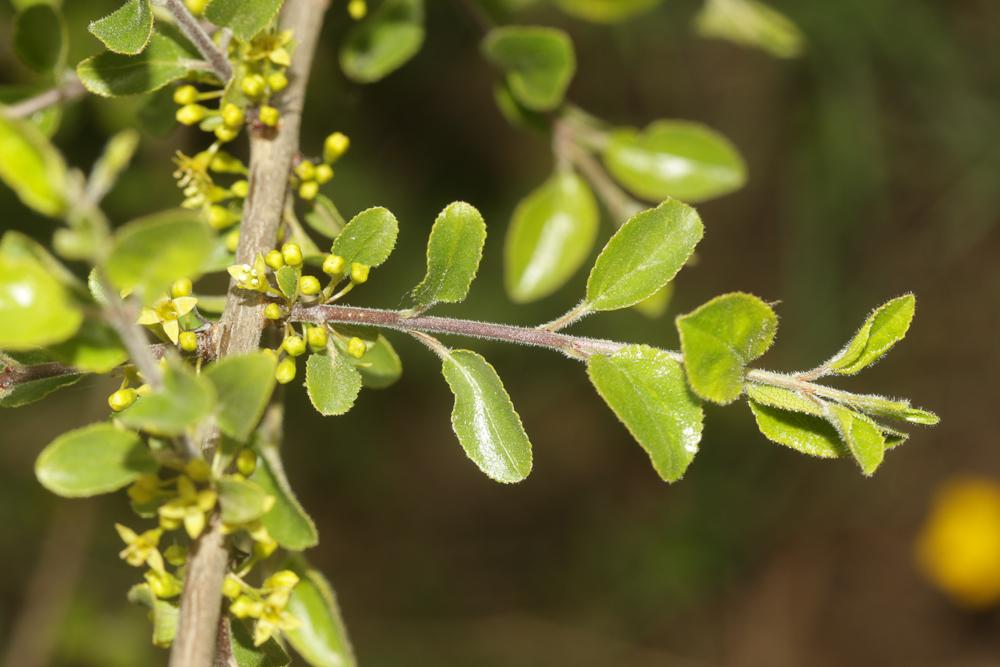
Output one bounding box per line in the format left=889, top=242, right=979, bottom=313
left=676, top=293, right=777, bottom=404
left=554, top=0, right=662, bottom=23
left=217, top=475, right=275, bottom=525
left=88, top=0, right=154, bottom=56
left=824, top=294, right=916, bottom=376
left=230, top=617, right=290, bottom=667
left=77, top=32, right=203, bottom=97
left=603, top=121, right=747, bottom=203
left=412, top=202, right=486, bottom=308
left=825, top=404, right=886, bottom=476
left=35, top=423, right=156, bottom=497
left=695, top=0, right=805, bottom=59
left=205, top=353, right=278, bottom=442
left=251, top=446, right=318, bottom=550
left=206, top=0, right=285, bottom=41
left=330, top=206, right=398, bottom=268
left=585, top=199, right=702, bottom=312
left=284, top=558, right=356, bottom=667
left=587, top=346, right=704, bottom=482
left=340, top=0, right=425, bottom=83
left=104, top=211, right=214, bottom=300
left=0, top=114, right=67, bottom=216
left=127, top=584, right=179, bottom=648
left=0, top=252, right=82, bottom=350
left=441, top=349, right=532, bottom=483
left=305, top=351, right=363, bottom=416
left=482, top=26, right=576, bottom=112
left=49, top=319, right=128, bottom=373
left=14, top=4, right=67, bottom=73
left=118, top=361, right=216, bottom=436
left=747, top=400, right=845, bottom=458
left=0, top=372, right=81, bottom=408
left=504, top=171, right=598, bottom=303
left=351, top=333, right=402, bottom=389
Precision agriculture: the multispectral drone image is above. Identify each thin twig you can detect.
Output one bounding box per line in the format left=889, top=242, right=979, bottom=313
left=2, top=75, right=86, bottom=120
left=161, top=0, right=233, bottom=82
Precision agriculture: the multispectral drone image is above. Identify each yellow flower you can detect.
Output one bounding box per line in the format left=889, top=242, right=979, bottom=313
left=916, top=477, right=1000, bottom=608
left=115, top=524, right=165, bottom=572
left=138, top=296, right=198, bottom=344
left=158, top=476, right=218, bottom=540
left=252, top=602, right=300, bottom=646
left=227, top=254, right=272, bottom=293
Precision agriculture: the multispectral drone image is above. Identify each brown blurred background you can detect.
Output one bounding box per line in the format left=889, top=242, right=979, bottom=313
left=2, top=0, right=1000, bottom=665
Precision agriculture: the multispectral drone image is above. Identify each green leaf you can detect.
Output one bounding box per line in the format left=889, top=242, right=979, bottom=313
left=230, top=617, right=290, bottom=667
left=744, top=383, right=823, bottom=416
left=585, top=199, right=702, bottom=312
left=77, top=32, right=203, bottom=97
left=35, top=423, right=156, bottom=497
left=441, top=349, right=532, bottom=483
left=412, top=202, right=486, bottom=307
left=331, top=206, right=398, bottom=268
left=0, top=372, right=81, bottom=408
left=217, top=475, right=275, bottom=525
left=587, top=345, right=704, bottom=482
left=105, top=210, right=214, bottom=300
left=843, top=392, right=940, bottom=426
left=0, top=252, right=82, bottom=351
left=251, top=445, right=318, bottom=551
left=0, top=85, right=62, bottom=136
left=748, top=400, right=846, bottom=459
left=482, top=26, right=575, bottom=112
left=205, top=0, right=284, bottom=41
left=14, top=4, right=67, bottom=73
left=87, top=129, right=141, bottom=203
left=284, top=557, right=357, bottom=667
left=504, top=171, right=599, bottom=303
left=340, top=0, right=425, bottom=83
left=554, top=0, right=662, bottom=23
left=335, top=328, right=402, bottom=389
left=127, top=584, right=179, bottom=648
left=493, top=83, right=549, bottom=134
left=118, top=361, right=216, bottom=436
left=1, top=230, right=84, bottom=294
left=825, top=404, right=885, bottom=476
left=695, top=0, right=805, bottom=59
left=48, top=319, right=128, bottom=373
left=205, top=352, right=277, bottom=442
left=305, top=351, right=363, bottom=417
left=304, top=195, right=346, bottom=239
left=0, top=114, right=67, bottom=216
left=676, top=293, right=778, bottom=404
left=603, top=121, right=747, bottom=203
left=633, top=283, right=673, bottom=319
left=825, top=295, right=916, bottom=376
left=88, top=0, right=154, bottom=55
left=275, top=266, right=300, bottom=301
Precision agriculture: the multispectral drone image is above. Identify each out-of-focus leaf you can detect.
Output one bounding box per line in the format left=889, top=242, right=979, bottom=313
left=304, top=194, right=345, bottom=239
left=284, top=557, right=357, bottom=667
left=695, top=0, right=805, bottom=59
left=205, top=352, right=277, bottom=442
left=118, top=361, right=216, bottom=436
left=87, top=129, right=141, bottom=204
left=504, top=171, right=598, bottom=303
left=331, top=206, right=398, bottom=268
left=340, top=0, right=424, bottom=83
left=14, top=4, right=67, bottom=73
left=205, top=0, right=284, bottom=41
left=127, top=584, right=179, bottom=648
left=77, top=32, right=203, bottom=97
left=0, top=372, right=81, bottom=408
left=217, top=475, right=275, bottom=525
left=554, top=0, right=662, bottom=23
left=482, top=26, right=575, bottom=112
left=633, top=283, right=673, bottom=318
left=36, top=423, right=156, bottom=497
left=412, top=202, right=486, bottom=307
left=49, top=319, right=128, bottom=373
left=0, top=252, right=82, bottom=350
left=88, top=0, right=154, bottom=55
left=251, top=445, right=318, bottom=551
left=0, top=114, right=67, bottom=216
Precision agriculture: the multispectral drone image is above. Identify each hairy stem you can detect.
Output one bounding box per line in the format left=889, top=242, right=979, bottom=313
left=160, top=0, right=233, bottom=82
left=2, top=75, right=86, bottom=120
left=169, top=2, right=328, bottom=666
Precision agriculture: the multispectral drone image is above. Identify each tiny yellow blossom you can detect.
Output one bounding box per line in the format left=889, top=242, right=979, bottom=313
left=138, top=296, right=199, bottom=344
left=115, top=524, right=165, bottom=572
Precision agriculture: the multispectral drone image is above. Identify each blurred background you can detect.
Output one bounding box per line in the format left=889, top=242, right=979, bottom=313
left=2, top=0, right=999, bottom=664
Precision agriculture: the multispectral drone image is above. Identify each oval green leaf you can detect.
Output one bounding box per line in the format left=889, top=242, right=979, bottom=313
left=284, top=558, right=357, bottom=667
left=1, top=372, right=81, bottom=408
left=0, top=114, right=67, bottom=216
left=48, top=319, right=128, bottom=373
left=748, top=400, right=845, bottom=459
left=118, top=361, right=216, bottom=436
left=482, top=26, right=575, bottom=112
left=603, top=121, right=747, bottom=203
left=587, top=345, right=704, bottom=482
left=205, top=352, right=277, bottom=443
left=554, top=0, right=662, bottom=23
left=695, top=0, right=805, bottom=59
left=504, top=171, right=599, bottom=303
left=412, top=202, right=486, bottom=307
left=251, top=446, right=318, bottom=551
left=305, top=351, right=363, bottom=417
left=88, top=0, right=154, bottom=55
left=340, top=0, right=425, bottom=83
left=585, top=199, right=703, bottom=312
left=825, top=404, right=886, bottom=476
left=331, top=206, right=398, bottom=269
left=0, top=253, right=82, bottom=351
left=218, top=475, right=275, bottom=525
left=77, top=32, right=203, bottom=97
left=441, top=350, right=533, bottom=483
left=35, top=422, right=156, bottom=497
left=205, top=0, right=284, bottom=41
left=14, top=4, right=67, bottom=73
left=824, top=294, right=915, bottom=376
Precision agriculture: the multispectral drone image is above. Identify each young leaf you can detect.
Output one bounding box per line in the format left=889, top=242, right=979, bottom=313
left=205, top=0, right=284, bottom=41
left=824, top=294, right=916, bottom=376
left=482, top=26, right=576, bottom=112
left=843, top=392, right=940, bottom=426
left=695, top=0, right=805, bottom=59
left=230, top=617, right=291, bottom=667
left=273, top=266, right=298, bottom=301
left=554, top=0, right=662, bottom=23
left=441, top=350, right=533, bottom=483
left=118, top=361, right=216, bottom=436
left=304, top=194, right=346, bottom=239
left=748, top=400, right=846, bottom=458
left=305, top=351, right=363, bottom=417
left=587, top=345, right=704, bottom=482
left=87, top=129, right=141, bottom=203
left=88, top=0, right=154, bottom=56
left=585, top=199, right=703, bottom=312
left=48, top=319, right=128, bottom=373
left=412, top=202, right=486, bottom=307
left=0, top=253, right=82, bottom=351
left=340, top=0, right=425, bottom=83
left=104, top=210, right=214, bottom=300
left=0, top=373, right=81, bottom=408
left=35, top=423, right=156, bottom=497
left=0, top=114, right=67, bottom=216
left=504, top=171, right=599, bottom=303
left=77, top=32, right=203, bottom=97
left=127, top=584, right=179, bottom=648
left=602, top=121, right=747, bottom=203
left=744, top=383, right=823, bottom=416
left=217, top=475, right=276, bottom=525
left=205, top=352, right=278, bottom=442
left=14, top=4, right=66, bottom=73
left=284, top=557, right=357, bottom=667
left=251, top=445, right=318, bottom=551
left=676, top=292, right=778, bottom=404
left=330, top=206, right=399, bottom=269
left=824, top=404, right=886, bottom=476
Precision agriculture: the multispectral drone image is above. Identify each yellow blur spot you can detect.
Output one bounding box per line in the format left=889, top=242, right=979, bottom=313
left=916, top=477, right=1000, bottom=608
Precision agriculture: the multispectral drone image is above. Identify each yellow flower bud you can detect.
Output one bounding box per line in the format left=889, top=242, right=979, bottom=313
left=264, top=249, right=285, bottom=270
left=214, top=126, right=239, bottom=143
left=299, top=275, right=322, bottom=296
left=282, top=335, right=307, bottom=357
left=258, top=105, right=280, bottom=127
left=236, top=448, right=258, bottom=476
left=307, top=325, right=328, bottom=350
left=264, top=303, right=283, bottom=320
left=225, top=230, right=241, bottom=253
left=184, top=0, right=208, bottom=15
left=146, top=569, right=183, bottom=599
left=295, top=160, right=316, bottom=181
left=179, top=331, right=199, bottom=352
left=323, top=254, right=345, bottom=276
left=231, top=180, right=250, bottom=198
left=323, top=131, right=350, bottom=163
left=298, top=180, right=319, bottom=201
left=314, top=163, right=334, bottom=184
left=222, top=575, right=243, bottom=599
left=230, top=595, right=263, bottom=619
left=173, top=85, right=199, bottom=106
left=350, top=262, right=370, bottom=284
left=348, top=0, right=367, bottom=20
left=210, top=152, right=245, bottom=174
left=108, top=388, right=137, bottom=412
left=346, top=336, right=367, bottom=359
left=185, top=459, right=212, bottom=483
left=163, top=544, right=188, bottom=567
left=241, top=74, right=266, bottom=99
left=171, top=278, right=193, bottom=298
left=281, top=243, right=303, bottom=267
left=267, top=71, right=289, bottom=92
left=275, top=357, right=296, bottom=384
left=176, top=104, right=208, bottom=126
left=265, top=570, right=300, bottom=591
left=207, top=205, right=236, bottom=229
left=222, top=103, right=245, bottom=129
